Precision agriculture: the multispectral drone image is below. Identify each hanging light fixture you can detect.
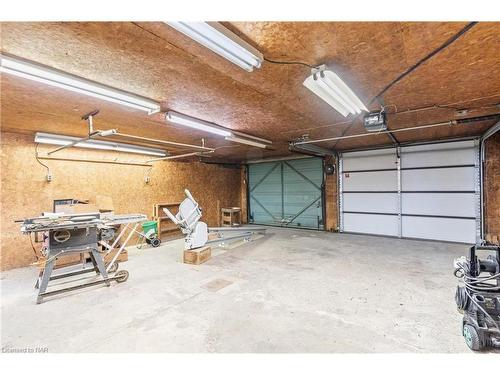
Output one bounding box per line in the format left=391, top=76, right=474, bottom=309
left=225, top=136, right=268, bottom=149
left=303, top=65, right=368, bottom=117
left=35, top=132, right=168, bottom=156
left=165, top=111, right=232, bottom=137
left=166, top=111, right=272, bottom=148
left=165, top=22, right=263, bottom=72
left=1, top=54, right=161, bottom=114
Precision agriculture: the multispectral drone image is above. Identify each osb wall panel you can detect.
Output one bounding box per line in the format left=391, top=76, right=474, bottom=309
left=324, top=158, right=338, bottom=231
left=0, top=132, right=242, bottom=270
left=485, top=132, right=500, bottom=237
left=240, top=166, right=248, bottom=224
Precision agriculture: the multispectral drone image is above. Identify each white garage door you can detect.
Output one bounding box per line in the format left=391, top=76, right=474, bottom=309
left=339, top=140, right=480, bottom=243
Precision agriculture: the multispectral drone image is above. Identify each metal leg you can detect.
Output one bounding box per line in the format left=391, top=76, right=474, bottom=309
left=90, top=249, right=110, bottom=286
left=37, top=259, right=55, bottom=304
left=89, top=253, right=100, bottom=274
left=35, top=269, right=43, bottom=289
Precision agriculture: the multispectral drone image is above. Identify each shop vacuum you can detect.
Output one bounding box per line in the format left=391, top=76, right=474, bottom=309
left=454, top=244, right=500, bottom=350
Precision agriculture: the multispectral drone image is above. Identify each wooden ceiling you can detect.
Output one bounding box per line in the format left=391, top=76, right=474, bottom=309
left=1, top=22, right=499, bottom=162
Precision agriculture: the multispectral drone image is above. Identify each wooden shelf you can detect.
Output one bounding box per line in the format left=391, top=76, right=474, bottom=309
left=153, top=202, right=182, bottom=240
left=161, top=227, right=179, bottom=234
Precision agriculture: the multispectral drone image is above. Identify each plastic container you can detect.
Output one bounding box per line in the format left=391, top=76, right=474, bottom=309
left=142, top=220, right=158, bottom=235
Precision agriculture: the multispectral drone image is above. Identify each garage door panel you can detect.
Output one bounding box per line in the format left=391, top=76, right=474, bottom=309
left=402, top=141, right=477, bottom=168
left=402, top=216, right=476, bottom=243
left=340, top=141, right=479, bottom=244
left=343, top=193, right=398, bottom=214
left=343, top=170, right=398, bottom=191
left=343, top=153, right=397, bottom=171
left=343, top=213, right=399, bottom=237
left=250, top=193, right=282, bottom=221
left=251, top=174, right=281, bottom=193
left=402, top=167, right=475, bottom=191
left=283, top=200, right=322, bottom=228
left=402, top=193, right=476, bottom=217
left=249, top=157, right=324, bottom=229
left=284, top=158, right=323, bottom=183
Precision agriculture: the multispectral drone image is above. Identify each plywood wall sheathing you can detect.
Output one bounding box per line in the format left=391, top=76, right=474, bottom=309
left=484, top=132, right=500, bottom=237
left=324, top=158, right=338, bottom=231
left=0, top=132, right=243, bottom=270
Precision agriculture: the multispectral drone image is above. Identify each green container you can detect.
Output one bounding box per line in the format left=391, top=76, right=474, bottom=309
left=142, top=220, right=158, bottom=235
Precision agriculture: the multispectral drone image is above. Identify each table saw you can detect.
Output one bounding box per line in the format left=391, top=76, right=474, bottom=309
left=19, top=212, right=146, bottom=303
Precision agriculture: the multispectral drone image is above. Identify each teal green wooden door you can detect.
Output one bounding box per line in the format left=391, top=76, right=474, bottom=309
left=248, top=158, right=324, bottom=229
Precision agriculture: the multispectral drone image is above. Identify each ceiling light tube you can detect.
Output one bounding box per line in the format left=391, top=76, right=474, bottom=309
left=165, top=111, right=232, bottom=137
left=232, top=130, right=273, bottom=145
left=147, top=151, right=214, bottom=163
left=1, top=54, right=161, bottom=114
left=225, top=136, right=268, bottom=149
left=35, top=132, right=167, bottom=157
left=303, top=65, right=368, bottom=117
left=165, top=22, right=263, bottom=72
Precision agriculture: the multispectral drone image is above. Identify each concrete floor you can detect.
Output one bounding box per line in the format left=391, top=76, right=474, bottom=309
left=0, top=227, right=477, bottom=352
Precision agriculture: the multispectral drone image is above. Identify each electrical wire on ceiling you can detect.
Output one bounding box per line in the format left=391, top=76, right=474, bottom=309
left=332, top=21, right=479, bottom=148
left=263, top=57, right=315, bottom=69
left=385, top=101, right=500, bottom=115
left=371, top=21, right=478, bottom=105
left=284, top=94, right=500, bottom=136
left=136, top=21, right=482, bottom=149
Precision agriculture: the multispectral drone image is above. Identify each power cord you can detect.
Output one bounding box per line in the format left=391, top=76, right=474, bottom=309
left=263, top=56, right=314, bottom=69
left=333, top=22, right=479, bottom=148
left=29, top=234, right=41, bottom=262
left=35, top=143, right=52, bottom=181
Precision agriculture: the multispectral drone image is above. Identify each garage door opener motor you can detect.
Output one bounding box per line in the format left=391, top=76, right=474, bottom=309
left=454, top=244, right=500, bottom=351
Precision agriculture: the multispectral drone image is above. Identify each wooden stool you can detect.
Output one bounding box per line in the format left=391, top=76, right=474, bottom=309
left=221, top=207, right=241, bottom=227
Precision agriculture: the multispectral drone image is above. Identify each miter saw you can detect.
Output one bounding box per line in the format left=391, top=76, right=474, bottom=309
left=163, top=189, right=267, bottom=250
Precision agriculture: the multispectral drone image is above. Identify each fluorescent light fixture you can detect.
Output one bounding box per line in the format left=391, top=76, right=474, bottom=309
left=225, top=136, right=267, bottom=149
left=165, top=111, right=232, bottom=137
left=232, top=131, right=273, bottom=145
left=165, top=22, right=263, bottom=72
left=1, top=54, right=161, bottom=114
left=303, top=65, right=368, bottom=117
left=35, top=132, right=167, bottom=157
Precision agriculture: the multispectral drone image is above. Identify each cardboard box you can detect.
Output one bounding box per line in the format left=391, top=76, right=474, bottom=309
left=103, top=248, right=128, bottom=264
left=36, top=253, right=83, bottom=270
left=56, top=203, right=99, bottom=214
left=52, top=254, right=84, bottom=269
left=95, top=195, right=114, bottom=212
left=183, top=246, right=211, bottom=265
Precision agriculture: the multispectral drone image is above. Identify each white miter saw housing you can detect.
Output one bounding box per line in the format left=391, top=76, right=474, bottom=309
left=164, top=189, right=267, bottom=251
left=163, top=189, right=208, bottom=249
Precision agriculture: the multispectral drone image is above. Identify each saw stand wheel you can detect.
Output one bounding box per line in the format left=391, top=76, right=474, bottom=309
left=106, top=262, right=119, bottom=273
left=115, top=270, right=129, bottom=283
